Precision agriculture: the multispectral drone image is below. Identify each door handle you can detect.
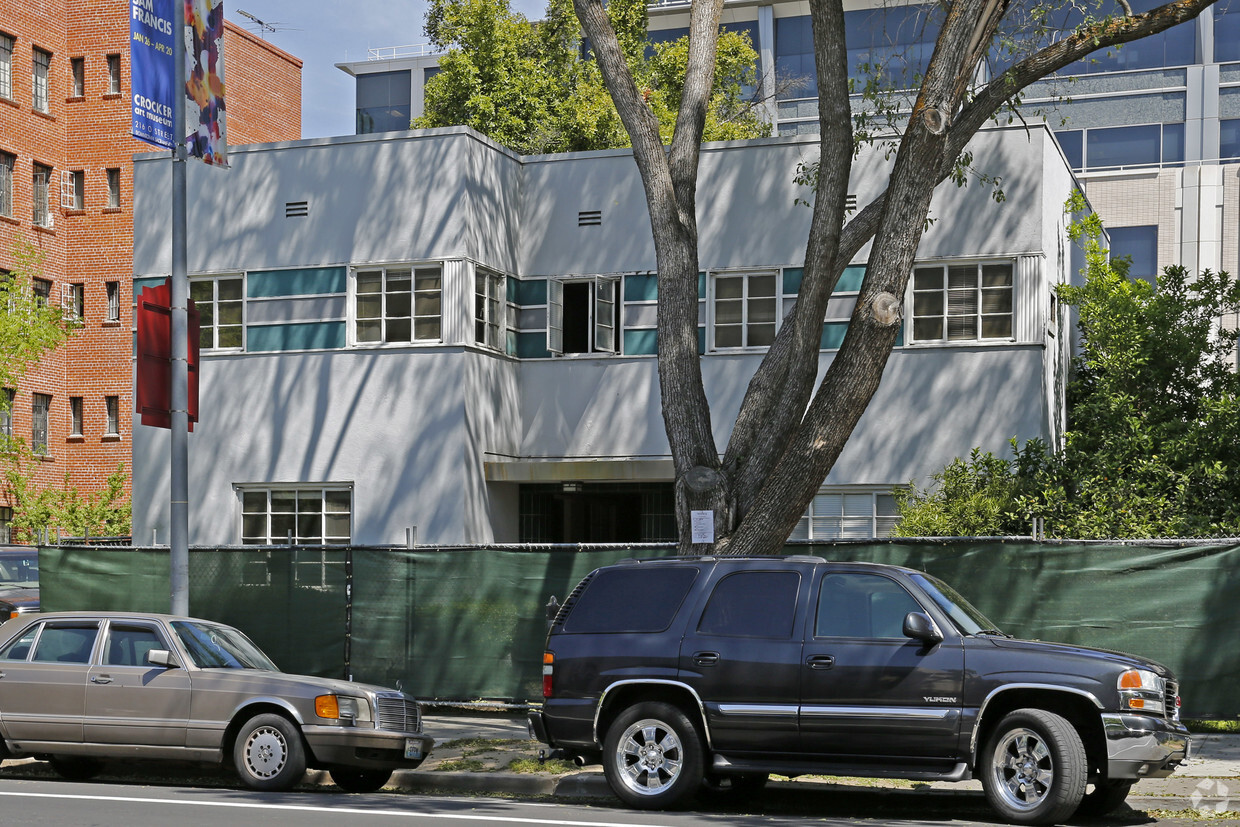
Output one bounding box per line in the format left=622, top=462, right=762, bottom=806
left=806, top=654, right=835, bottom=670
left=90, top=675, right=113, bottom=684
left=693, top=651, right=720, bottom=667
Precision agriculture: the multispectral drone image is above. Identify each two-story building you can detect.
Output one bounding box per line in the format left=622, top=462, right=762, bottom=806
left=130, top=124, right=1079, bottom=546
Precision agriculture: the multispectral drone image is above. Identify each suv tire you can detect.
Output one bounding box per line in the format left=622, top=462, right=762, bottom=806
left=981, top=708, right=1087, bottom=826
left=1075, top=779, right=1134, bottom=817
left=603, top=701, right=704, bottom=809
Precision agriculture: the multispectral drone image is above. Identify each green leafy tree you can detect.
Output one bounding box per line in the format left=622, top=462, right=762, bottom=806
left=4, top=454, right=132, bottom=542
left=573, top=0, right=1218, bottom=553
left=897, top=195, right=1240, bottom=539
left=0, top=235, right=77, bottom=401
left=415, top=0, right=766, bottom=154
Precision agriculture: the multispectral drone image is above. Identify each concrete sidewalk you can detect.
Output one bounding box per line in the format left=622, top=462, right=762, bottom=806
left=382, top=713, right=1240, bottom=813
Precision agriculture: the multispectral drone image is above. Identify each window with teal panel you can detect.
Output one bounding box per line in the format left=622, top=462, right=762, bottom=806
left=353, top=264, right=441, bottom=344
left=248, top=267, right=346, bottom=298
left=247, top=322, right=346, bottom=352
left=711, top=270, right=778, bottom=349
left=191, top=275, right=244, bottom=350
left=912, top=260, right=1013, bottom=343
left=623, top=273, right=658, bottom=302
left=623, top=328, right=658, bottom=355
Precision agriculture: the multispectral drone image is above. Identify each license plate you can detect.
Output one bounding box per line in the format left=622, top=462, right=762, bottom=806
left=404, top=739, right=423, bottom=760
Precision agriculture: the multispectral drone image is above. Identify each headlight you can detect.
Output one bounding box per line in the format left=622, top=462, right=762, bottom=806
left=314, top=694, right=372, bottom=723
left=1118, top=668, right=1165, bottom=715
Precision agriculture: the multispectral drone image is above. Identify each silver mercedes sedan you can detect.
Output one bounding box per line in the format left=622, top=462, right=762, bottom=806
left=0, top=611, right=433, bottom=792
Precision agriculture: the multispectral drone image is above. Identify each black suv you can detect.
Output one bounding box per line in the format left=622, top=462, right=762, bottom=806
left=528, top=556, right=1190, bottom=825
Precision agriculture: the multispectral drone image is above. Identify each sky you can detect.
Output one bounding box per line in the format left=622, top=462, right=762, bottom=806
left=226, top=0, right=546, bottom=139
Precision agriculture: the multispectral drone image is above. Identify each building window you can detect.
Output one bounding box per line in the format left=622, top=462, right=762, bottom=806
left=1058, top=123, right=1185, bottom=171
left=0, top=33, right=12, bottom=100
left=240, top=486, right=352, bottom=545
left=711, top=270, right=778, bottom=349
left=1, top=388, right=13, bottom=438
left=354, top=264, right=441, bottom=344
left=69, top=397, right=83, bottom=437
left=0, top=152, right=13, bottom=219
left=912, top=261, right=1013, bottom=342
left=790, top=489, right=902, bottom=540
left=1221, top=119, right=1240, bottom=162
left=547, top=276, right=620, bottom=355
left=106, top=54, right=120, bottom=94
left=70, top=56, right=84, bottom=97
left=62, top=170, right=84, bottom=210
left=1109, top=226, right=1159, bottom=283
left=105, top=396, right=119, bottom=436
left=33, top=48, right=50, bottom=113
left=355, top=70, right=412, bottom=134
left=62, top=283, right=84, bottom=320
left=190, top=275, right=244, bottom=350
left=475, top=267, right=504, bottom=349
left=105, top=281, right=120, bottom=322
left=31, top=393, right=50, bottom=454
left=1218, top=4, right=1240, bottom=63
left=0, top=506, right=10, bottom=543
left=32, top=278, right=51, bottom=305
left=32, top=163, right=53, bottom=228
left=106, top=167, right=120, bottom=208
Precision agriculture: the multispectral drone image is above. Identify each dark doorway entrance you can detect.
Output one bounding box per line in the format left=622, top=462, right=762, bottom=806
left=518, top=483, right=675, bottom=543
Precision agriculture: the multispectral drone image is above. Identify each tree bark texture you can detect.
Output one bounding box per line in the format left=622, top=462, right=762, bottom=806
left=575, top=0, right=1220, bottom=555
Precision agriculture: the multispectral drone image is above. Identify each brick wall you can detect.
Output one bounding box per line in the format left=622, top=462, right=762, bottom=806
left=0, top=0, right=302, bottom=533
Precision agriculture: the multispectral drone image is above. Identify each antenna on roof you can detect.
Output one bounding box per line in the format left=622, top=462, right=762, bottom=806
left=237, top=9, right=279, bottom=37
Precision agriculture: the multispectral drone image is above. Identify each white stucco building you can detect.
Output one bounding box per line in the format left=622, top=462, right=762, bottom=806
left=130, top=124, right=1079, bottom=546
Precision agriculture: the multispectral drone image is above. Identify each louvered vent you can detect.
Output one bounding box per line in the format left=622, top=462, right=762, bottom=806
left=578, top=209, right=602, bottom=227
left=846, top=194, right=858, bottom=212
left=285, top=200, right=309, bottom=218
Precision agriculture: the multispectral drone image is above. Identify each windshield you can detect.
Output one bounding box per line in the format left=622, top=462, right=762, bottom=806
left=171, top=621, right=279, bottom=670
left=909, top=573, right=1001, bottom=636
left=0, top=552, right=39, bottom=588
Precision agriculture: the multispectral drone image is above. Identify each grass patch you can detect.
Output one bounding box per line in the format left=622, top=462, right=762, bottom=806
left=1185, top=720, right=1240, bottom=734
left=506, top=756, right=579, bottom=774
left=433, top=758, right=489, bottom=773
left=438, top=737, right=528, bottom=751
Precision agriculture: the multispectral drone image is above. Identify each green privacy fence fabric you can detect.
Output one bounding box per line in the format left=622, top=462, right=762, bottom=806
left=37, top=541, right=1240, bottom=716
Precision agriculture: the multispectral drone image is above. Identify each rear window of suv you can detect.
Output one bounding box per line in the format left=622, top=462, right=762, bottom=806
left=563, top=567, right=699, bottom=633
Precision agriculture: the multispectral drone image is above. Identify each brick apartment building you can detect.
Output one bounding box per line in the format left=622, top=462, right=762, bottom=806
left=0, top=2, right=302, bottom=541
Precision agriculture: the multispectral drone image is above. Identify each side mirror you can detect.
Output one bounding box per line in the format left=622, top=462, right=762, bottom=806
left=903, top=611, right=944, bottom=645
left=147, top=649, right=180, bottom=669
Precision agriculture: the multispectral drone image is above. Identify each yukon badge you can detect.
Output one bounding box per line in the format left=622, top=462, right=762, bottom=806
left=924, top=696, right=958, bottom=704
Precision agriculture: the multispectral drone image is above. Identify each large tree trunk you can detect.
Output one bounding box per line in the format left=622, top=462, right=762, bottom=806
left=575, top=0, right=1219, bottom=555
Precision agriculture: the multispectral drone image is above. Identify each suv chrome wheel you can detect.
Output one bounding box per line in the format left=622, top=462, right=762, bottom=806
left=982, top=708, right=1086, bottom=826
left=603, top=702, right=704, bottom=809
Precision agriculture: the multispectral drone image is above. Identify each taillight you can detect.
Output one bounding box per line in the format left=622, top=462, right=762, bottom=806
left=542, top=651, right=554, bottom=699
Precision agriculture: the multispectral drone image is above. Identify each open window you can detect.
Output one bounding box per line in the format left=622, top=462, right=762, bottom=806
left=547, top=275, right=619, bottom=355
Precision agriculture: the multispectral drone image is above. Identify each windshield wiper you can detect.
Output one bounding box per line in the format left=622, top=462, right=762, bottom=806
left=973, top=629, right=1012, bottom=638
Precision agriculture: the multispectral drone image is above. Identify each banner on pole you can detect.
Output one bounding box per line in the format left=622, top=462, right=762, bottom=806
left=130, top=0, right=177, bottom=149
left=186, top=0, right=228, bottom=166
left=130, top=0, right=227, bottom=166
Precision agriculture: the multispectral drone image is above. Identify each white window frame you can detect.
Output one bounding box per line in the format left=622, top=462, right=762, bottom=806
left=31, top=393, right=50, bottom=454
left=70, top=56, right=84, bottom=97
left=32, top=47, right=49, bottom=113
left=474, top=266, right=504, bottom=350
left=105, top=281, right=120, bottom=322
left=351, top=263, right=442, bottom=346
left=709, top=269, right=780, bottom=350
left=1, top=388, right=14, bottom=438
left=104, top=396, right=119, bottom=436
left=69, top=396, right=83, bottom=437
left=0, top=33, right=13, bottom=100
left=237, top=484, right=353, bottom=546
left=32, top=166, right=53, bottom=229
left=61, top=169, right=84, bottom=210
left=0, top=152, right=12, bottom=219
left=189, top=274, right=244, bottom=351
left=790, top=487, right=903, bottom=541
left=106, top=54, right=120, bottom=95
left=910, top=259, right=1014, bottom=344
left=545, top=275, right=620, bottom=356
left=61, top=282, right=83, bottom=320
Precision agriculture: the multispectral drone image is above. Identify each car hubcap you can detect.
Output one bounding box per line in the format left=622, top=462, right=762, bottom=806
left=245, top=726, right=288, bottom=779
left=615, top=719, right=683, bottom=796
left=992, top=727, right=1054, bottom=810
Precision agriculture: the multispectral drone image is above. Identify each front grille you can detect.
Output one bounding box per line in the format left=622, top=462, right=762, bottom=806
left=376, top=693, right=421, bottom=732
left=1164, top=678, right=1179, bottom=720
